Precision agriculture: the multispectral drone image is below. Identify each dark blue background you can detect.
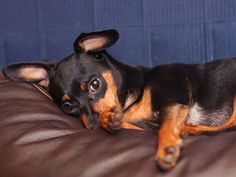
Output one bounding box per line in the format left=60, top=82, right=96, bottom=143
left=1, top=0, right=236, bottom=68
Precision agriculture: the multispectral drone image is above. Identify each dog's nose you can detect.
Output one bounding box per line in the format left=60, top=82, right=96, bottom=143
left=62, top=101, right=80, bottom=114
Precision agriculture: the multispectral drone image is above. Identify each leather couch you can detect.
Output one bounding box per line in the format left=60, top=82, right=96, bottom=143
left=0, top=73, right=236, bottom=177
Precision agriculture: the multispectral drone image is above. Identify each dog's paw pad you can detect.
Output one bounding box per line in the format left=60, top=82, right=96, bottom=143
left=111, top=106, right=119, bottom=113
left=108, top=113, right=122, bottom=131
left=109, top=113, right=122, bottom=122
left=157, top=154, right=177, bottom=171
left=99, top=108, right=122, bottom=133
left=156, top=144, right=181, bottom=170
left=162, top=154, right=175, bottom=164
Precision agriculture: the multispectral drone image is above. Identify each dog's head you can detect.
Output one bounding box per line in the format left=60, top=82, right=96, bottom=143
left=3, top=29, right=127, bottom=128
left=4, top=29, right=144, bottom=129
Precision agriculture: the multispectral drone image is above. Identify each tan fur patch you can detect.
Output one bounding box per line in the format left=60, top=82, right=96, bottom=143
left=62, top=94, right=71, bottom=102
left=122, top=88, right=154, bottom=123
left=92, top=71, right=122, bottom=113
left=80, top=82, right=87, bottom=91
left=121, top=122, right=144, bottom=130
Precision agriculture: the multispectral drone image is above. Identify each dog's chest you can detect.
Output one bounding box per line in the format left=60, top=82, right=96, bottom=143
left=122, top=88, right=154, bottom=123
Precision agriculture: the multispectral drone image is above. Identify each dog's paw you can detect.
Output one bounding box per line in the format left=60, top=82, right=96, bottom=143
left=99, top=107, right=122, bottom=133
left=156, top=144, right=181, bottom=171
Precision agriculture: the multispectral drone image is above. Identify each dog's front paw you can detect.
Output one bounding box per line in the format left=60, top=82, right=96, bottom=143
left=99, top=107, right=122, bottom=133
left=156, top=144, right=181, bottom=170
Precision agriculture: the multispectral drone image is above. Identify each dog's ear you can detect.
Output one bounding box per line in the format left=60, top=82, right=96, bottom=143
left=3, top=60, right=55, bottom=88
left=74, top=29, right=119, bottom=53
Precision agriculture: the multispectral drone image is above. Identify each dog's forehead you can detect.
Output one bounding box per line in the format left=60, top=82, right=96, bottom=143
left=55, top=53, right=107, bottom=78
left=50, top=53, right=110, bottom=94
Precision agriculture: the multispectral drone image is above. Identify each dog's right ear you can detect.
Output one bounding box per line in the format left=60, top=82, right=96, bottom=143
left=3, top=60, right=55, bottom=88
left=74, top=29, right=119, bottom=53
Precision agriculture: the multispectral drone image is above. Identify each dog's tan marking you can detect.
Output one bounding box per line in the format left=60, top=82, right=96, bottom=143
left=92, top=71, right=122, bottom=113
left=122, top=88, right=154, bottom=123
left=80, top=82, right=87, bottom=91
left=81, top=113, right=92, bottom=129
left=62, top=94, right=71, bottom=102
left=91, top=71, right=123, bottom=131
left=121, top=122, right=144, bottom=131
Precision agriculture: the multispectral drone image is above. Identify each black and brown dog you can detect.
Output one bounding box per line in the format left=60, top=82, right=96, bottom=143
left=4, top=29, right=236, bottom=170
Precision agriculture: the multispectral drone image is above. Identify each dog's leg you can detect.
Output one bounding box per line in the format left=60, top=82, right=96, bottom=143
left=157, top=96, right=236, bottom=170
left=156, top=104, right=189, bottom=170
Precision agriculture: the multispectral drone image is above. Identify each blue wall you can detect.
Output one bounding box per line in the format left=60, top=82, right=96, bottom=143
left=1, top=0, right=236, bottom=68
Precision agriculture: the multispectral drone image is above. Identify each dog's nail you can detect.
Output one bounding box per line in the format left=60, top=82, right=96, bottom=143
left=114, top=114, right=122, bottom=120
left=111, top=107, right=118, bottom=113
left=112, top=127, right=120, bottom=132
left=109, top=115, right=115, bottom=122
left=105, top=128, right=115, bottom=134
left=109, top=127, right=120, bottom=133
left=165, top=146, right=176, bottom=154
left=113, top=121, right=121, bottom=127
left=182, top=132, right=189, bottom=138
left=163, top=155, right=174, bottom=164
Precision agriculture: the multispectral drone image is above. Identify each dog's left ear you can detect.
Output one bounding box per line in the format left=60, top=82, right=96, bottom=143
left=74, top=29, right=119, bottom=53
left=3, top=60, right=55, bottom=88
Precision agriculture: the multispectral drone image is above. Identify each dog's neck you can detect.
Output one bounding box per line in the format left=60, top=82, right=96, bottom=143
left=106, top=55, right=149, bottom=111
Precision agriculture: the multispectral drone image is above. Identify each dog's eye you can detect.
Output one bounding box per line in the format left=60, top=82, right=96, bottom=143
left=89, top=78, right=100, bottom=93
left=62, top=101, right=76, bottom=113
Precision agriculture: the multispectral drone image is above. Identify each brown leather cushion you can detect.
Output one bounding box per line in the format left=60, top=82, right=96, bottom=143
left=0, top=78, right=236, bottom=177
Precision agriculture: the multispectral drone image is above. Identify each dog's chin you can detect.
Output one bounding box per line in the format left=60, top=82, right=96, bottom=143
left=91, top=113, right=99, bottom=127
left=80, top=112, right=100, bottom=129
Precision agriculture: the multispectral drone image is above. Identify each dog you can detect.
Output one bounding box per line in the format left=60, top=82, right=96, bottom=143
left=4, top=29, right=236, bottom=170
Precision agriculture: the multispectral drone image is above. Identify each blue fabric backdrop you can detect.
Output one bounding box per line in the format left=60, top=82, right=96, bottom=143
left=1, top=0, right=236, bottom=68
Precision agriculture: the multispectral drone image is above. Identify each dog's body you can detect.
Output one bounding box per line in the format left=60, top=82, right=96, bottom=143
left=143, top=60, right=236, bottom=127
left=4, top=29, right=236, bottom=170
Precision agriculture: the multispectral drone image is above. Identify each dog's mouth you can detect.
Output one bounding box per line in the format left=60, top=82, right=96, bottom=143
left=81, top=113, right=99, bottom=129
left=80, top=105, right=99, bottom=129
